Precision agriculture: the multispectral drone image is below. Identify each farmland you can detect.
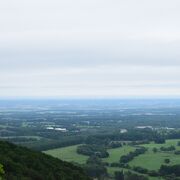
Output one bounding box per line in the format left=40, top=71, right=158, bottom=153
left=1, top=99, right=180, bottom=179
left=128, top=139, right=180, bottom=170
left=45, top=139, right=180, bottom=179
left=44, top=144, right=88, bottom=164
left=102, top=145, right=136, bottom=163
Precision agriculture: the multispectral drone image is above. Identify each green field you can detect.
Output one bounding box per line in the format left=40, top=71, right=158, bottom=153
left=102, top=145, right=136, bottom=163
left=44, top=139, right=180, bottom=179
left=129, top=150, right=180, bottom=170
left=129, top=139, right=180, bottom=170
left=44, top=144, right=88, bottom=164
left=44, top=144, right=136, bottom=165
left=141, top=139, right=180, bottom=149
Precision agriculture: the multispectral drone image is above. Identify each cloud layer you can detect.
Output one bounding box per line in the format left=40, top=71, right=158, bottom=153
left=0, top=0, right=180, bottom=97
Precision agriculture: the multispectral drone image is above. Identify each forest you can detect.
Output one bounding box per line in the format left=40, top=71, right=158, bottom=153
left=0, top=140, right=90, bottom=180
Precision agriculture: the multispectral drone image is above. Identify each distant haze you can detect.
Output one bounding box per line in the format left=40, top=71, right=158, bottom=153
left=0, top=0, right=180, bottom=98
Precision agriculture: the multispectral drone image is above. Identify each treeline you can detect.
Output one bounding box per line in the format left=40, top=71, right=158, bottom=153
left=84, top=155, right=107, bottom=179
left=22, top=135, right=85, bottom=151
left=77, top=145, right=109, bottom=158
left=85, top=129, right=157, bottom=146
left=84, top=129, right=176, bottom=146
left=1, top=137, right=38, bottom=143
left=160, top=146, right=176, bottom=152
left=132, top=164, right=180, bottom=179
left=112, top=164, right=180, bottom=179
left=120, top=147, right=147, bottom=164
left=22, top=128, right=167, bottom=151
left=114, top=170, right=148, bottom=180
left=160, top=164, right=180, bottom=177
left=0, top=140, right=90, bottom=180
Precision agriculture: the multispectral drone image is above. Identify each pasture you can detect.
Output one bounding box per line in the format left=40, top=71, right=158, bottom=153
left=102, top=145, right=136, bottom=163
left=129, top=139, right=180, bottom=170
left=44, top=139, right=180, bottom=179
left=44, top=144, right=88, bottom=164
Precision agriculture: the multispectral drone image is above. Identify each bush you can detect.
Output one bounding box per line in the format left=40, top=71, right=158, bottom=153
left=147, top=170, right=159, bottom=177
left=84, top=164, right=107, bottom=178
left=159, top=164, right=180, bottom=176
left=152, top=147, right=158, bottom=153
left=160, top=146, right=175, bottom=152
left=114, top=171, right=124, bottom=180
left=125, top=171, right=149, bottom=180
left=133, top=166, right=148, bottom=174
left=148, top=170, right=159, bottom=177
left=164, top=159, right=170, bottom=164
left=110, top=162, right=121, bottom=167
left=174, top=150, right=180, bottom=155
left=154, top=138, right=166, bottom=144
left=108, top=141, right=122, bottom=148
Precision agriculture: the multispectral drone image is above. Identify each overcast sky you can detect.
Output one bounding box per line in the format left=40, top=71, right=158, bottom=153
left=0, top=0, right=180, bottom=98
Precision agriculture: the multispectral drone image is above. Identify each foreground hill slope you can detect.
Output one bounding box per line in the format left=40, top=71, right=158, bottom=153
left=0, top=141, right=90, bottom=180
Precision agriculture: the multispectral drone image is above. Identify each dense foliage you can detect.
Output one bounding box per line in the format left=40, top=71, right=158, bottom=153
left=0, top=164, right=4, bottom=180
left=77, top=145, right=109, bottom=158
left=160, top=146, right=176, bottom=151
left=114, top=171, right=148, bottom=180
left=120, top=147, right=147, bottom=163
left=84, top=155, right=107, bottom=178
left=159, top=164, right=180, bottom=177
left=0, top=141, right=90, bottom=180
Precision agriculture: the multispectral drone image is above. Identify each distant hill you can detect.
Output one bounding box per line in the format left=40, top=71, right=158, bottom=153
left=0, top=141, right=90, bottom=180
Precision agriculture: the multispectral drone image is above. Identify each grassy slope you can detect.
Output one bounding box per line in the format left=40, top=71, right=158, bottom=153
left=44, top=144, right=88, bottom=164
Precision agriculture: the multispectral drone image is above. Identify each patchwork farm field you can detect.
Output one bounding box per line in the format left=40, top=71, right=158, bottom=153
left=44, top=139, right=180, bottom=179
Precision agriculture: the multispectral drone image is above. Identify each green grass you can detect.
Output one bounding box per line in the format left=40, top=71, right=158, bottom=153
left=129, top=150, right=180, bottom=170
left=102, top=145, right=136, bottom=163
left=44, top=139, right=180, bottom=178
left=104, top=139, right=180, bottom=178
left=141, top=139, right=180, bottom=150
left=129, top=139, right=180, bottom=170
left=44, top=144, right=88, bottom=164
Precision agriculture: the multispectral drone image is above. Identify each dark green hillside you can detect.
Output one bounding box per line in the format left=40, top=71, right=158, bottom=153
left=0, top=141, right=90, bottom=180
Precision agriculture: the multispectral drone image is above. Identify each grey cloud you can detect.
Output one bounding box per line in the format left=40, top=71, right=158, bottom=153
left=0, top=0, right=180, bottom=97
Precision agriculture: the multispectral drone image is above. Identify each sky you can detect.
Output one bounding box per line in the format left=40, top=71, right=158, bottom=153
left=0, top=0, right=180, bottom=98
